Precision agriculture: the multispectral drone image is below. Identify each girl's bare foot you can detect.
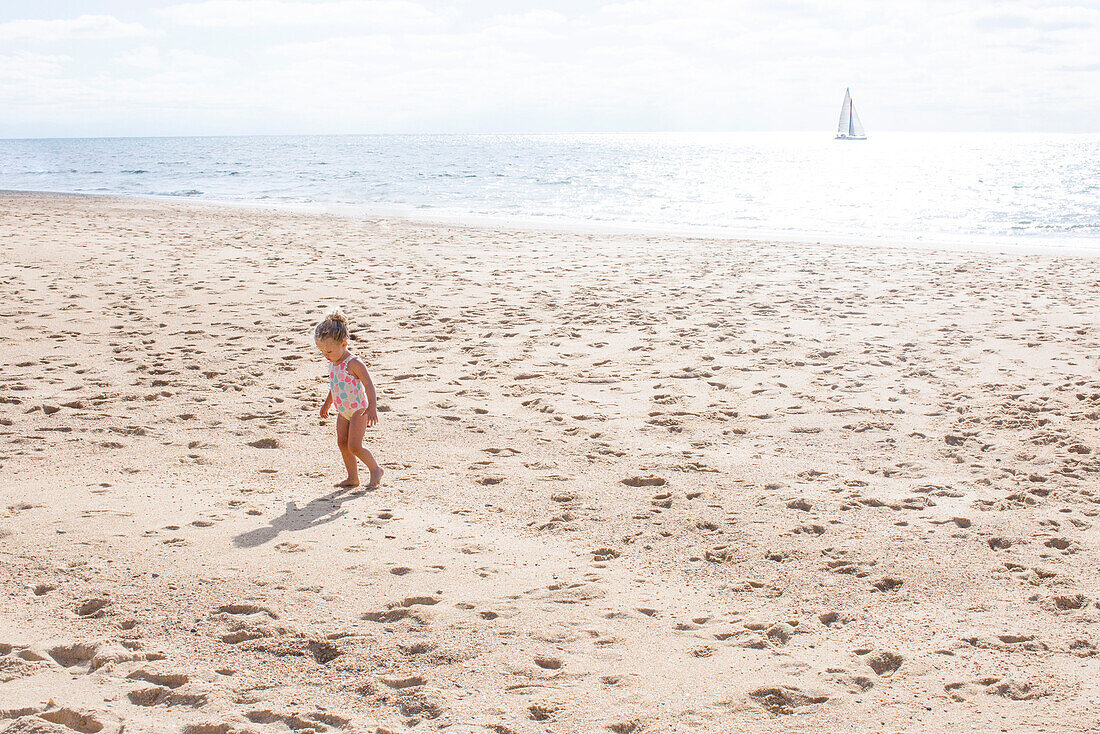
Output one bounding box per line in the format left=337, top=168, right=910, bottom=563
left=366, top=466, right=384, bottom=489
left=335, top=478, right=360, bottom=488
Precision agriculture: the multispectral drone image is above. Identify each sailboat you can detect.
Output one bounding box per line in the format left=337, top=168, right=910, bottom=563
left=835, top=88, right=866, bottom=140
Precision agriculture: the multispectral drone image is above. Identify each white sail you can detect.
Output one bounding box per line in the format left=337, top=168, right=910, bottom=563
left=835, top=88, right=866, bottom=139
left=849, top=102, right=865, bottom=137
left=837, top=89, right=852, bottom=137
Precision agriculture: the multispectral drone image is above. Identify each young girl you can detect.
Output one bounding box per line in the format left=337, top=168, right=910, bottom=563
left=315, top=310, right=384, bottom=488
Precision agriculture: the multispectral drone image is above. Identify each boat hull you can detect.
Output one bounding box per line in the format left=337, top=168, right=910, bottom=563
left=834, top=134, right=867, bottom=140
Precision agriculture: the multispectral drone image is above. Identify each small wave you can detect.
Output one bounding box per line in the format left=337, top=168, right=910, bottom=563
left=2, top=132, right=1096, bottom=249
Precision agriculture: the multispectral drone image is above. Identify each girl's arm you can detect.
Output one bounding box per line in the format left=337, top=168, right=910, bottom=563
left=320, top=389, right=333, bottom=418
left=348, top=359, right=379, bottom=427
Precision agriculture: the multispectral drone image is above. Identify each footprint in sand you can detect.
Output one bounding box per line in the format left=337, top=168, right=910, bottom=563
left=45, top=641, right=163, bottom=672
left=36, top=707, right=110, bottom=733
left=823, top=550, right=875, bottom=577
left=748, top=685, right=830, bottom=714
left=1044, top=537, right=1077, bottom=553
left=534, top=655, right=563, bottom=670
left=818, top=611, right=857, bottom=627
left=482, top=447, right=520, bottom=456
left=826, top=670, right=876, bottom=693
left=861, top=650, right=904, bottom=676
left=394, top=639, right=437, bottom=658
left=219, top=626, right=271, bottom=644
left=871, top=577, right=904, bottom=593
left=217, top=602, right=277, bottom=618
left=361, top=608, right=416, bottom=623
left=1051, top=594, right=1088, bottom=611
left=704, top=546, right=733, bottom=563
left=382, top=674, right=427, bottom=689
left=765, top=548, right=795, bottom=563
left=74, top=597, right=110, bottom=618
left=44, top=643, right=99, bottom=669
left=127, top=669, right=190, bottom=688
left=622, top=476, right=666, bottom=487
left=945, top=676, right=1050, bottom=702
left=128, top=686, right=208, bottom=708
left=246, top=710, right=351, bottom=731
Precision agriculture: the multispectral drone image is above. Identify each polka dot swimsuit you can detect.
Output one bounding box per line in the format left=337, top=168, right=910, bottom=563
left=329, top=353, right=368, bottom=419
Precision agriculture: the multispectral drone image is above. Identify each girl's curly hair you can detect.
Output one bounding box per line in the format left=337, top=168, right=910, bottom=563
left=314, top=309, right=349, bottom=343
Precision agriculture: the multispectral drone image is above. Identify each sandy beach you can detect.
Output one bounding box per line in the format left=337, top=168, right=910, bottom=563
left=1, top=191, right=1098, bottom=733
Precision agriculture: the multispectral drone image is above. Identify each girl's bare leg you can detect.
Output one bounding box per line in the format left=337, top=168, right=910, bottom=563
left=348, top=411, right=384, bottom=488
left=335, top=415, right=359, bottom=487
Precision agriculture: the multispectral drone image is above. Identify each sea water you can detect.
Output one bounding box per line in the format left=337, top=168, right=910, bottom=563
left=1, top=132, right=1097, bottom=250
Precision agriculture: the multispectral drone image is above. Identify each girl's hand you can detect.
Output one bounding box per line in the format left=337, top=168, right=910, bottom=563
left=365, top=405, right=378, bottom=427
left=320, top=404, right=330, bottom=419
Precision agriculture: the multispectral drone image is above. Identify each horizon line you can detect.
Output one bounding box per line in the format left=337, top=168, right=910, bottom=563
left=3, top=129, right=1098, bottom=142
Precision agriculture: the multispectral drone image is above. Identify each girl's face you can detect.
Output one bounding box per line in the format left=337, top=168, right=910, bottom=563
left=316, top=338, right=348, bottom=363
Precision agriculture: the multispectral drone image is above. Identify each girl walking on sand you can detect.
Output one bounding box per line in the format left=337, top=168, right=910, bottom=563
left=315, top=310, right=384, bottom=488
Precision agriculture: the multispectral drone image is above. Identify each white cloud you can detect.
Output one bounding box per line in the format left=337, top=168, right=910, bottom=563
left=154, top=50, right=234, bottom=81
left=0, top=52, right=70, bottom=80
left=486, top=10, right=568, bottom=30
left=223, top=0, right=1100, bottom=132
left=159, top=0, right=443, bottom=28
left=1, top=1, right=1098, bottom=134
left=598, top=1, right=663, bottom=19
left=0, top=14, right=156, bottom=42
left=970, top=2, right=1100, bottom=31
left=116, top=45, right=162, bottom=69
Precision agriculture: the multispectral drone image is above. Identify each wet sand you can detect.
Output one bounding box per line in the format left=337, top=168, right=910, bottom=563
left=1, top=191, right=1098, bottom=733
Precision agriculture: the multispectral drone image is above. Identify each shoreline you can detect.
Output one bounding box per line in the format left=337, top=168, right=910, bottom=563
left=4, top=187, right=1099, bottom=258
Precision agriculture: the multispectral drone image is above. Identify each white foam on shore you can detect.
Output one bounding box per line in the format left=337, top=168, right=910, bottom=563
left=7, top=187, right=1100, bottom=257
left=286, top=199, right=1100, bottom=258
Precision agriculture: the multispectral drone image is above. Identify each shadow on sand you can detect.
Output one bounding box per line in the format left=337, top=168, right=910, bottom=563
left=233, top=485, right=371, bottom=548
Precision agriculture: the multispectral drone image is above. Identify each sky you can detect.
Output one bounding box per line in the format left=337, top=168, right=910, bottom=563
left=1, top=0, right=1098, bottom=137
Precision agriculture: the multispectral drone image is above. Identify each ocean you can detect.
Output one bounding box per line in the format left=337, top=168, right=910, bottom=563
left=1, top=132, right=1097, bottom=250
